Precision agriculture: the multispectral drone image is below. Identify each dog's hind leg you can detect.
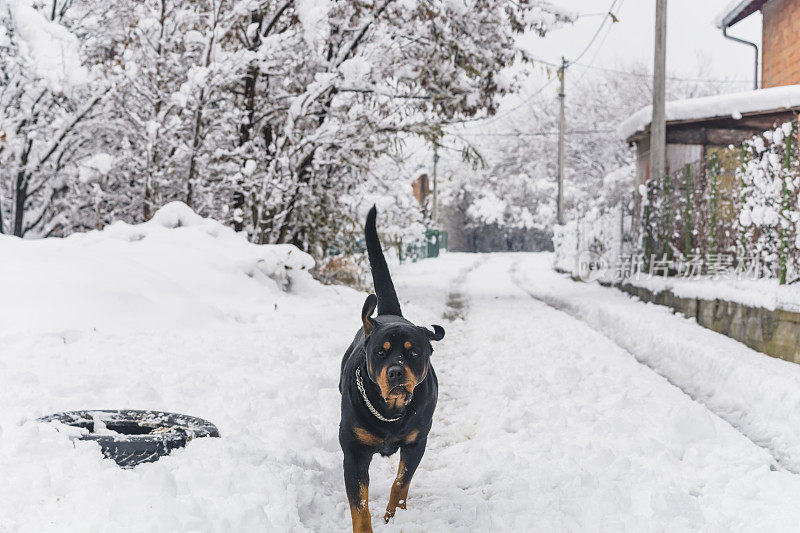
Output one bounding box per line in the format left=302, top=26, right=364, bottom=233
left=384, top=437, right=427, bottom=523
left=343, top=449, right=374, bottom=533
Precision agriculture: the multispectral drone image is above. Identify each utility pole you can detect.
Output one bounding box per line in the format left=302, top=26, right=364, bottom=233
left=557, top=56, right=566, bottom=225
left=650, top=0, right=667, bottom=196
left=432, top=144, right=439, bottom=225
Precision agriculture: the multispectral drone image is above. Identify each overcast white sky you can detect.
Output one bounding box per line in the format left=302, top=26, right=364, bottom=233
left=523, top=0, right=762, bottom=84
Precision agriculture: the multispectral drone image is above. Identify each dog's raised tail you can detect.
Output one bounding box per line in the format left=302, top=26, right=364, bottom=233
left=365, top=205, right=402, bottom=316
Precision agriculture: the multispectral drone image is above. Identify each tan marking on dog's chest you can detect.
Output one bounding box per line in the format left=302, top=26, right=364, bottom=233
left=403, top=430, right=419, bottom=444
left=353, top=426, right=383, bottom=447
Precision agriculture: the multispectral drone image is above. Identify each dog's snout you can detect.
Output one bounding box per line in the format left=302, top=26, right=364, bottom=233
left=387, top=365, right=404, bottom=383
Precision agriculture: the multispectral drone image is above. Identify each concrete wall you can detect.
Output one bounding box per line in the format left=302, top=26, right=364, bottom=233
left=617, top=283, right=800, bottom=364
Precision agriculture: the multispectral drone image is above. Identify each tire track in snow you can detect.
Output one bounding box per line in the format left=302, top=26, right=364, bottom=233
left=508, top=259, right=792, bottom=475
left=441, top=255, right=486, bottom=321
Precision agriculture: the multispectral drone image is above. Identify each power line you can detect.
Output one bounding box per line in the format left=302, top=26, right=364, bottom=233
left=526, top=57, right=750, bottom=85
left=451, top=2, right=620, bottom=129
left=570, top=0, right=620, bottom=66
left=575, top=0, right=625, bottom=83
left=448, top=76, right=558, bottom=127
left=570, top=61, right=752, bottom=84
left=456, top=129, right=614, bottom=137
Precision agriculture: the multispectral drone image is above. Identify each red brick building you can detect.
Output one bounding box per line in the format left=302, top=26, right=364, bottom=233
left=719, top=0, right=800, bottom=88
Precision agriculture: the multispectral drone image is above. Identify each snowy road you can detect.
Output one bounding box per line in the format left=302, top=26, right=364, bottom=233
left=3, top=218, right=800, bottom=532
left=396, top=253, right=800, bottom=532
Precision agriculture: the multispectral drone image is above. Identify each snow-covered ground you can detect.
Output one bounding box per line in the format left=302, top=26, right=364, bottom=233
left=4, top=214, right=800, bottom=531
left=515, top=253, right=800, bottom=474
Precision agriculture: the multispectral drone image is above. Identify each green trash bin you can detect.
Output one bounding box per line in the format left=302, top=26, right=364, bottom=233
left=425, top=229, right=440, bottom=258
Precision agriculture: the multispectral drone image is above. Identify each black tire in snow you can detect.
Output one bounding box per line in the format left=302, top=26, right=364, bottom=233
left=39, top=409, right=219, bottom=468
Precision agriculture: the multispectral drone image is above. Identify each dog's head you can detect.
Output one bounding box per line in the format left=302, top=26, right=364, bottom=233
left=360, top=294, right=444, bottom=409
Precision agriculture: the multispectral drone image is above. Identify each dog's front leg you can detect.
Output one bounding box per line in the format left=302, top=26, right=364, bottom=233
left=343, top=448, right=373, bottom=533
left=384, top=437, right=427, bottom=523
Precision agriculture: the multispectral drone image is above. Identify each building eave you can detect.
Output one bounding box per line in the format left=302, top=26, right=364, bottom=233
left=625, top=107, right=800, bottom=145
left=715, top=0, right=768, bottom=28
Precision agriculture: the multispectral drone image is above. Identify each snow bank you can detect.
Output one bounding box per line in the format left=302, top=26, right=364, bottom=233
left=516, top=253, right=800, bottom=472
left=0, top=202, right=314, bottom=335
left=617, top=85, right=800, bottom=141
left=0, top=203, right=363, bottom=532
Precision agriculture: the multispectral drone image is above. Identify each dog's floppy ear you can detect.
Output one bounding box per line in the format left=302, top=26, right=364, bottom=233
left=423, top=324, right=445, bottom=341
left=362, top=294, right=378, bottom=337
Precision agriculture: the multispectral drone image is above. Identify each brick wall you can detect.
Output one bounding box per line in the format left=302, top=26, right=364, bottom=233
left=412, top=174, right=429, bottom=207
left=762, top=0, right=800, bottom=88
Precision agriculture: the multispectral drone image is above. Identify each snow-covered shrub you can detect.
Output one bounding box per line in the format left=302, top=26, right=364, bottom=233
left=553, top=164, right=636, bottom=280
left=738, top=122, right=800, bottom=281
left=553, top=205, right=628, bottom=281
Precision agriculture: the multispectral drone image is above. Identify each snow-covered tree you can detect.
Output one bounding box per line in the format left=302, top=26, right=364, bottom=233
left=0, top=0, right=108, bottom=236
left=229, top=0, right=570, bottom=254
left=2, top=0, right=572, bottom=258
left=440, top=61, right=749, bottom=251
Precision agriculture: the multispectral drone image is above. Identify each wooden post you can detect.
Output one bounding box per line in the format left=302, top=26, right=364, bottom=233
left=739, top=144, right=749, bottom=260
left=663, top=169, right=671, bottom=260
left=780, top=131, right=792, bottom=285
left=650, top=0, right=668, bottom=194
left=684, top=163, right=692, bottom=257
left=557, top=57, right=567, bottom=225
left=644, top=181, right=653, bottom=269
left=432, top=144, right=439, bottom=225
left=709, top=152, right=719, bottom=257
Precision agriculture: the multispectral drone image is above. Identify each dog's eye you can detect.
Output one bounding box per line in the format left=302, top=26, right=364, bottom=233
left=409, top=349, right=418, bottom=357
left=377, top=349, right=386, bottom=357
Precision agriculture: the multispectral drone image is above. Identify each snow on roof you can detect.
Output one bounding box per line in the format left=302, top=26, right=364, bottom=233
left=617, top=85, right=800, bottom=141
left=715, top=0, right=753, bottom=28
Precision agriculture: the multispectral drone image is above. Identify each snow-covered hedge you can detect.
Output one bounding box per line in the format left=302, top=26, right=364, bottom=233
left=627, top=121, right=800, bottom=283
left=738, top=122, right=800, bottom=281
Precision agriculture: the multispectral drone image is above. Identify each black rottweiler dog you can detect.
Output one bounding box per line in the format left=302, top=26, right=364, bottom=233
left=338, top=206, right=445, bottom=533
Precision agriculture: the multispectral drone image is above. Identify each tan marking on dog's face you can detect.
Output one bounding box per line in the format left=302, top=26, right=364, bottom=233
left=353, top=426, right=383, bottom=447
left=385, top=395, right=405, bottom=409
left=350, top=483, right=372, bottom=532
left=403, top=340, right=412, bottom=350
left=382, top=341, right=391, bottom=351
left=403, top=366, right=419, bottom=394
left=376, top=366, right=393, bottom=398
left=377, top=365, right=421, bottom=409
left=403, top=430, right=419, bottom=444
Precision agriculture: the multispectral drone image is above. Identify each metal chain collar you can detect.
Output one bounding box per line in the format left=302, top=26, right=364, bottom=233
left=355, top=367, right=401, bottom=423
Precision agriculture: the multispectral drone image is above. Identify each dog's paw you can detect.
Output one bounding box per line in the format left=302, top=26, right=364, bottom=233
left=383, top=499, right=406, bottom=523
